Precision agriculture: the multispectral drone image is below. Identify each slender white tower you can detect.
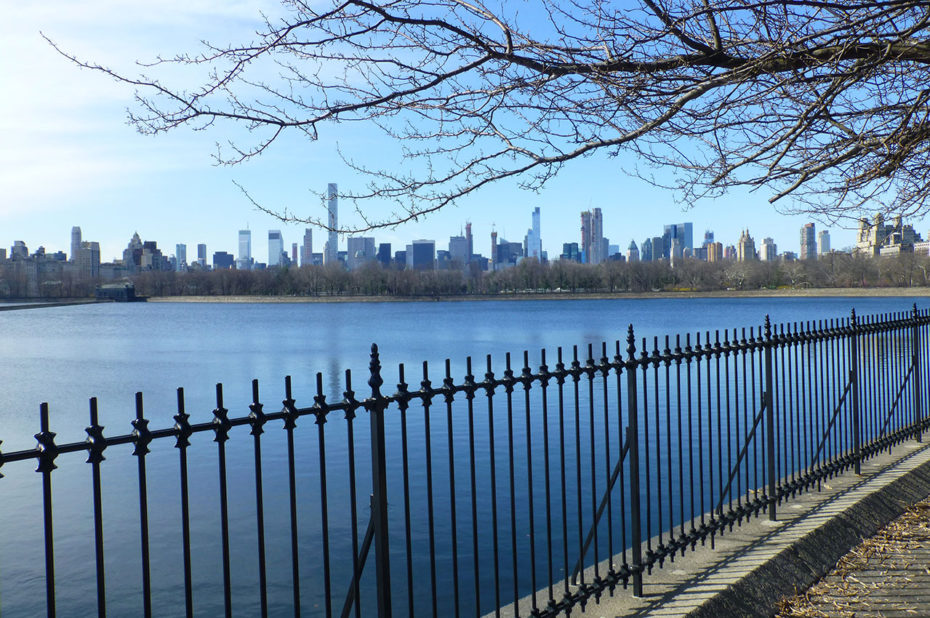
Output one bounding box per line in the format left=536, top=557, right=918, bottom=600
left=71, top=226, right=81, bottom=262
left=325, top=183, right=338, bottom=264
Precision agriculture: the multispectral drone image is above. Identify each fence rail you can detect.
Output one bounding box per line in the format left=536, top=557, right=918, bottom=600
left=2, top=307, right=929, bottom=617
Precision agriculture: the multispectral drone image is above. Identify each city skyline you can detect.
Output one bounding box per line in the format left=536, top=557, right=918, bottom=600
left=4, top=3, right=929, bottom=271
left=0, top=211, right=874, bottom=270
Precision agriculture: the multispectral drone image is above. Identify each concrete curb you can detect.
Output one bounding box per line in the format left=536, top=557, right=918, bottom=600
left=492, top=441, right=930, bottom=617
left=687, top=445, right=930, bottom=618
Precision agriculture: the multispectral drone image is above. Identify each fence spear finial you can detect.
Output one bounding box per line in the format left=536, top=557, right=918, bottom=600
left=626, top=324, right=636, bottom=360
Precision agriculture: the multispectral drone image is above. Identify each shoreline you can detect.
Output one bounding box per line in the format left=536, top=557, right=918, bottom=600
left=146, top=287, right=930, bottom=304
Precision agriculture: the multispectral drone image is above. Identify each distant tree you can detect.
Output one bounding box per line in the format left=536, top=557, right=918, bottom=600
left=51, top=1, right=930, bottom=230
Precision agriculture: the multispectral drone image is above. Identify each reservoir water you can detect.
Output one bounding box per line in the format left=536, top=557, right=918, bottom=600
left=0, top=296, right=924, bottom=616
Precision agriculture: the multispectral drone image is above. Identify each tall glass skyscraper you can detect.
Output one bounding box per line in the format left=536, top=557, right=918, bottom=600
left=325, top=183, right=338, bottom=264
left=237, top=229, right=251, bottom=270
left=268, top=230, right=284, bottom=266
left=70, top=226, right=81, bottom=263
left=525, top=206, right=542, bottom=260
left=301, top=228, right=313, bottom=266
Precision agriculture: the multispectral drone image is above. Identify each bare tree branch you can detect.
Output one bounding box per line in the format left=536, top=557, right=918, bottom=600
left=46, top=0, right=930, bottom=232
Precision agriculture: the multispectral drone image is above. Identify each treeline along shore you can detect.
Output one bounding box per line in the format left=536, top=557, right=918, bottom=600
left=131, top=251, right=930, bottom=299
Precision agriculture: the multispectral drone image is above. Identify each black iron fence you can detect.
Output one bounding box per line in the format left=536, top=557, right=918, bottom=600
left=2, top=307, right=929, bottom=617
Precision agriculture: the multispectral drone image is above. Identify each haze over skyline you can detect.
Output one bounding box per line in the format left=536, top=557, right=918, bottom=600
left=3, top=1, right=924, bottom=263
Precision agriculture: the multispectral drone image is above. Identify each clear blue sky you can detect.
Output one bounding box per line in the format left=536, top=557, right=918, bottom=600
left=3, top=1, right=922, bottom=263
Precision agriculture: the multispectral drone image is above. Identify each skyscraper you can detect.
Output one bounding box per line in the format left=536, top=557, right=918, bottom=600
left=325, top=183, right=338, bottom=265
left=406, top=240, right=436, bottom=271
left=449, top=235, right=469, bottom=265
left=818, top=230, right=831, bottom=256
left=465, top=221, right=473, bottom=263
left=580, top=208, right=604, bottom=264
left=70, top=226, right=81, bottom=263
left=641, top=237, right=653, bottom=262
left=301, top=228, right=313, bottom=266
left=759, top=237, right=777, bottom=261
left=76, top=241, right=100, bottom=279
left=737, top=230, right=757, bottom=261
left=175, top=243, right=187, bottom=271
left=377, top=243, right=392, bottom=267
left=197, top=243, right=207, bottom=266
left=237, top=229, right=251, bottom=270
left=268, top=230, right=284, bottom=266
left=800, top=223, right=817, bottom=260
left=627, top=240, right=640, bottom=262
left=663, top=222, right=694, bottom=259
left=346, top=236, right=376, bottom=270
left=525, top=206, right=542, bottom=260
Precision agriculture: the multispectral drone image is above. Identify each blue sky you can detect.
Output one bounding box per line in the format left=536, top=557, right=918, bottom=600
left=3, top=1, right=920, bottom=264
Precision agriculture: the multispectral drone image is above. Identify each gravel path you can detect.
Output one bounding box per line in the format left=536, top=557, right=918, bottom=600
left=777, top=495, right=930, bottom=617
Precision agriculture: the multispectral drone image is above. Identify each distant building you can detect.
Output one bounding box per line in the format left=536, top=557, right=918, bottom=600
left=268, top=230, right=284, bottom=266
left=737, top=230, right=757, bottom=261
left=11, top=241, right=28, bottom=260
left=525, top=207, right=543, bottom=260
left=346, top=236, right=376, bottom=270
left=580, top=208, right=604, bottom=264
left=301, top=228, right=313, bottom=266
left=496, top=240, right=523, bottom=268
left=237, top=229, right=251, bottom=270
left=651, top=236, right=665, bottom=261
left=561, top=242, right=581, bottom=262
left=640, top=238, right=653, bottom=262
left=707, top=242, right=724, bottom=262
left=856, top=214, right=921, bottom=256
left=627, top=240, right=640, bottom=262
left=759, top=237, right=777, bottom=261
left=377, top=243, right=392, bottom=267
left=96, top=282, right=137, bottom=302
left=669, top=237, right=682, bottom=262
left=406, top=240, right=435, bottom=271
left=176, top=243, right=187, bottom=271
left=465, top=222, right=474, bottom=263
left=324, top=183, right=338, bottom=265
left=663, top=223, right=694, bottom=259
left=75, top=241, right=100, bottom=279
left=213, top=251, right=235, bottom=269
left=197, top=243, right=207, bottom=267
left=800, top=223, right=817, bottom=260
left=122, top=233, right=143, bottom=272
left=70, top=226, right=81, bottom=263
left=449, top=235, right=469, bottom=265
left=817, top=230, right=830, bottom=256
left=141, top=241, right=167, bottom=271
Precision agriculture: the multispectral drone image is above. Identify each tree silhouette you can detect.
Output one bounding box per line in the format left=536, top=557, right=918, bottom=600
left=50, top=1, right=930, bottom=230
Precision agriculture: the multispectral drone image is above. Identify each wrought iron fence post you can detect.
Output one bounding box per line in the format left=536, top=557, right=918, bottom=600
left=913, top=304, right=922, bottom=443
left=626, top=326, right=643, bottom=597
left=851, top=309, right=861, bottom=474
left=764, top=317, right=776, bottom=521
left=368, top=344, right=393, bottom=617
